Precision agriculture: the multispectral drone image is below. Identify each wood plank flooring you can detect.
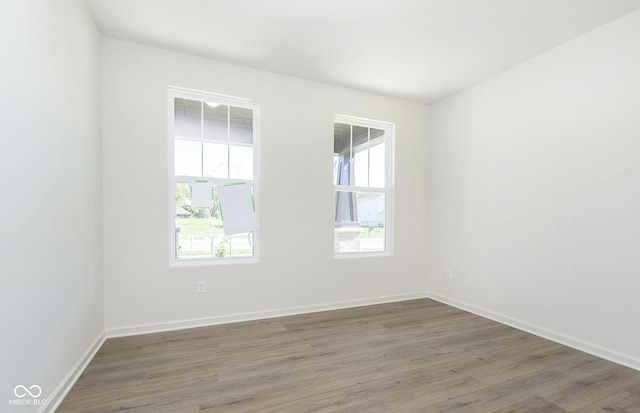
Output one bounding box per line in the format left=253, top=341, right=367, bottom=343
left=57, top=299, right=640, bottom=412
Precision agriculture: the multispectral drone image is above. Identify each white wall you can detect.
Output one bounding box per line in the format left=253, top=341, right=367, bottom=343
left=427, top=10, right=640, bottom=368
left=102, top=39, right=429, bottom=333
left=0, top=0, right=103, bottom=410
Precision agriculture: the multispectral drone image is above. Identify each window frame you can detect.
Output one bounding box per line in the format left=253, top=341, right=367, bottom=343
left=168, top=87, right=260, bottom=266
left=333, top=114, right=394, bottom=258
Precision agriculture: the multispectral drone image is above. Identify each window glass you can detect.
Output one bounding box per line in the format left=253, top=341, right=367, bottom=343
left=334, top=123, right=352, bottom=186
left=334, top=191, right=386, bottom=254
left=230, top=106, right=253, bottom=145
left=229, top=145, right=253, bottom=180
left=369, top=140, right=385, bottom=188
left=175, top=140, right=201, bottom=176
left=174, top=98, right=202, bottom=139
left=333, top=116, right=392, bottom=256
left=354, top=148, right=369, bottom=187
left=171, top=90, right=258, bottom=263
left=203, top=103, right=228, bottom=142
left=203, top=142, right=228, bottom=178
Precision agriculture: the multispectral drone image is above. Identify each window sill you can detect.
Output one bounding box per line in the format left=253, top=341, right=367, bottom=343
left=334, top=251, right=392, bottom=259
left=170, top=256, right=259, bottom=267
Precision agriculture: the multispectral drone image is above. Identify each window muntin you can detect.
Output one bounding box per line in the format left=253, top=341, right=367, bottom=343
left=334, top=116, right=392, bottom=256
left=170, top=90, right=259, bottom=264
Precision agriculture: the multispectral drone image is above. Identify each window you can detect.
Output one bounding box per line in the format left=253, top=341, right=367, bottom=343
left=169, top=88, right=259, bottom=263
left=334, top=115, right=393, bottom=256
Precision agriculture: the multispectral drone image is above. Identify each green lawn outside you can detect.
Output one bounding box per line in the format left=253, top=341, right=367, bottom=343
left=359, top=227, right=384, bottom=238
left=176, top=217, right=224, bottom=238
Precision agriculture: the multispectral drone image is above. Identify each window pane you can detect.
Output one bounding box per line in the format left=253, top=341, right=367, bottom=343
left=229, top=145, right=253, bottom=180
left=203, top=103, right=228, bottom=142
left=334, top=123, right=352, bottom=185
left=174, top=98, right=202, bottom=139
left=174, top=182, right=225, bottom=260
left=352, top=126, right=371, bottom=188
left=334, top=191, right=385, bottom=253
left=352, top=125, right=368, bottom=149
left=174, top=140, right=201, bottom=176
left=334, top=123, right=351, bottom=154
left=335, top=190, right=357, bottom=226
left=357, top=192, right=386, bottom=253
left=370, top=128, right=385, bottom=141
left=354, top=147, right=368, bottom=187
left=228, top=233, right=254, bottom=258
left=230, top=107, right=253, bottom=145
left=369, top=140, right=385, bottom=188
left=203, top=142, right=228, bottom=178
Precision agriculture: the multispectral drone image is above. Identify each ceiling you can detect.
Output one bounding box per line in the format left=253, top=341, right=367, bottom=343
left=83, top=0, right=640, bottom=104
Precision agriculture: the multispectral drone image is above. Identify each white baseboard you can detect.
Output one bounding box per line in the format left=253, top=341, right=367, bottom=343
left=425, top=291, right=640, bottom=372
left=41, top=330, right=106, bottom=413
left=106, top=292, right=428, bottom=338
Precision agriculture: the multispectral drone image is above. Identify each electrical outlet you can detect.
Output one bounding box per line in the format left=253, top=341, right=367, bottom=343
left=446, top=269, right=453, bottom=280
left=196, top=280, right=206, bottom=294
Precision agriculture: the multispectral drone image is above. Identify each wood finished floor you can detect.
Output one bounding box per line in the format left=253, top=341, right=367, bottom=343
left=58, top=299, right=640, bottom=412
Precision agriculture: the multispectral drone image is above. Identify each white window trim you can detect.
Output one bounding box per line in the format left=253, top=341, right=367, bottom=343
left=168, top=86, right=260, bottom=266
left=333, top=114, right=394, bottom=258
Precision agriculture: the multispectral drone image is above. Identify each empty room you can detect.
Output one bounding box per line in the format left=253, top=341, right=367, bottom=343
left=3, top=0, right=640, bottom=411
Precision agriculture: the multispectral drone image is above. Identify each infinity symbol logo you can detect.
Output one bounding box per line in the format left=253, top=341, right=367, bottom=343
left=14, top=384, right=42, bottom=398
